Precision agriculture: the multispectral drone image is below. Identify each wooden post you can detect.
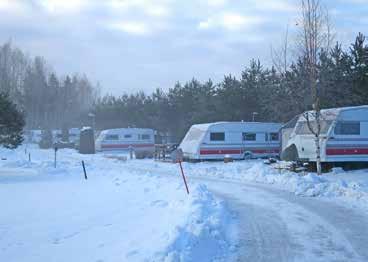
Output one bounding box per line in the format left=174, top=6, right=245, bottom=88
left=129, top=146, right=133, bottom=160
left=82, top=161, right=88, bottom=180
left=54, top=147, right=58, bottom=168
left=175, top=149, right=189, bottom=195
left=179, top=161, right=189, bottom=195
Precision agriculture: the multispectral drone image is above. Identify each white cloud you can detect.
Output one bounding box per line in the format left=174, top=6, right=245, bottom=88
left=222, top=13, right=248, bottom=30
left=38, top=0, right=86, bottom=14
left=198, top=12, right=264, bottom=31
left=108, top=0, right=171, bottom=18
left=108, top=21, right=149, bottom=35
left=251, top=0, right=297, bottom=12
left=206, top=0, right=227, bottom=7
left=0, top=0, right=26, bottom=14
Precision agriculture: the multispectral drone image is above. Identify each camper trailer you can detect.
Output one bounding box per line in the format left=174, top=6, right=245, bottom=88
left=179, top=122, right=282, bottom=161
left=95, top=128, right=155, bottom=157
left=27, top=129, right=42, bottom=143
left=281, top=105, right=368, bottom=163
left=52, top=128, right=81, bottom=143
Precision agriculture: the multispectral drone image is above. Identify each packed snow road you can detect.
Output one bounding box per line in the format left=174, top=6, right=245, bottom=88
left=191, top=176, right=368, bottom=262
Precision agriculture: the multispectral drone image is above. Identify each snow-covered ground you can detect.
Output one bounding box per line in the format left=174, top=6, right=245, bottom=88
left=0, top=145, right=236, bottom=262
left=1, top=145, right=368, bottom=261
left=118, top=158, right=368, bottom=214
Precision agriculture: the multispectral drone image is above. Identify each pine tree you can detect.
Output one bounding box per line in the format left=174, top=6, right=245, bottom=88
left=350, top=33, right=368, bottom=104
left=0, top=93, right=25, bottom=148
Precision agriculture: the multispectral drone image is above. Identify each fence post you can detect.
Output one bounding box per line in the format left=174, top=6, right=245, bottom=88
left=82, top=161, right=88, bottom=180
left=54, top=147, right=58, bottom=168
left=129, top=146, right=133, bottom=160
left=174, top=149, right=189, bottom=195
left=179, top=160, right=189, bottom=195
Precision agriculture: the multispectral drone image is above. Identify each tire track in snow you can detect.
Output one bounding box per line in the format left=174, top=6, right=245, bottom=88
left=193, top=177, right=368, bottom=262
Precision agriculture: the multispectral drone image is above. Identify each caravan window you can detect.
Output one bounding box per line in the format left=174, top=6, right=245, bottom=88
left=243, top=133, right=256, bottom=141
left=334, top=121, right=360, bottom=135
left=124, top=134, right=132, bottom=139
left=270, top=133, right=279, bottom=141
left=296, top=121, right=332, bottom=135
left=210, top=132, right=225, bottom=141
left=105, top=134, right=119, bottom=140
left=141, top=134, right=151, bottom=140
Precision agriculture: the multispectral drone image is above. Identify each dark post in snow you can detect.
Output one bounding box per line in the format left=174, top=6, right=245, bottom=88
left=28, top=153, right=31, bottom=162
left=129, top=145, right=133, bottom=160
left=54, top=146, right=58, bottom=168
left=82, top=160, right=88, bottom=180
left=173, top=148, right=189, bottom=195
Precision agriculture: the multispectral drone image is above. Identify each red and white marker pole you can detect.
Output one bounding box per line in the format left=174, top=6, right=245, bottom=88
left=179, top=160, right=189, bottom=195
left=176, top=149, right=189, bottom=195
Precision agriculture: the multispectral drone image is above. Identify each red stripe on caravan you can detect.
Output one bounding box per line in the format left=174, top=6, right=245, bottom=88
left=326, top=148, right=368, bottom=155
left=200, top=149, right=242, bottom=155
left=101, top=143, right=154, bottom=149
left=199, top=148, right=280, bottom=155
left=251, top=149, right=280, bottom=154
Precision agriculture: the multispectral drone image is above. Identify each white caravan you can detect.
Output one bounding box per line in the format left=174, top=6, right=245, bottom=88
left=281, top=105, right=368, bottom=163
left=27, top=130, right=42, bottom=143
left=53, top=128, right=81, bottom=143
left=95, top=128, right=155, bottom=154
left=179, top=122, right=282, bottom=161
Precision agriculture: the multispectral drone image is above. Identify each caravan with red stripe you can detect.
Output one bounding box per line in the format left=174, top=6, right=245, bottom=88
left=281, top=105, right=368, bottom=164
left=95, top=128, right=155, bottom=155
left=179, top=122, right=282, bottom=161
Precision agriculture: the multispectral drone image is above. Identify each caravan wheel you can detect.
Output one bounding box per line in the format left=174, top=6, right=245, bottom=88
left=243, top=152, right=253, bottom=160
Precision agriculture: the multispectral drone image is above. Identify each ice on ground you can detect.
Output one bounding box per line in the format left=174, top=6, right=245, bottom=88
left=0, top=145, right=236, bottom=262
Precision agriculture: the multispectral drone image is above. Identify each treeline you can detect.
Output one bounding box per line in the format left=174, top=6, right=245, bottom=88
left=95, top=33, right=368, bottom=142
left=0, top=42, right=100, bottom=129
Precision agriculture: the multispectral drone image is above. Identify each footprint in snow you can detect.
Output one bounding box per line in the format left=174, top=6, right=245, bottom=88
left=150, top=200, right=168, bottom=207
left=126, top=250, right=139, bottom=258
left=52, top=238, right=60, bottom=245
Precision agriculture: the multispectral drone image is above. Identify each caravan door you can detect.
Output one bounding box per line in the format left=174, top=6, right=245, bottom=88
left=242, top=131, right=258, bottom=158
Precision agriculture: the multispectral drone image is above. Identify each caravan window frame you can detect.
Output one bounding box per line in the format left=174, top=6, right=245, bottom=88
left=334, top=121, right=360, bottom=135
left=242, top=133, right=256, bottom=141
left=140, top=134, right=151, bottom=140
left=210, top=132, right=225, bottom=141
left=295, top=120, right=332, bottom=135
left=105, top=134, right=119, bottom=141
left=270, top=132, right=279, bottom=141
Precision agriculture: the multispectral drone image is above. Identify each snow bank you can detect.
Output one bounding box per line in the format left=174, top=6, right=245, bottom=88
left=184, top=161, right=368, bottom=212
left=117, top=158, right=368, bottom=214
left=0, top=145, right=235, bottom=262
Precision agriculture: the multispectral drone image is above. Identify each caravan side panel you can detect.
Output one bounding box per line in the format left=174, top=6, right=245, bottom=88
left=325, top=109, right=368, bottom=162
left=197, top=123, right=281, bottom=160
left=96, top=129, right=155, bottom=152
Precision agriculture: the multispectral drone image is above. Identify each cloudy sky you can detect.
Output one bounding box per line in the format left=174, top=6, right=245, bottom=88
left=0, top=0, right=367, bottom=95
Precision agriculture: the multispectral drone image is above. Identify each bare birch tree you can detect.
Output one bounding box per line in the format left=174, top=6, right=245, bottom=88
left=271, top=24, right=290, bottom=75
left=297, top=0, right=333, bottom=175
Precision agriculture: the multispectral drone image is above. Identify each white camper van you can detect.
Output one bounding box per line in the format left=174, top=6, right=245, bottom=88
left=281, top=105, right=368, bottom=163
left=95, top=128, right=155, bottom=156
left=179, top=122, right=282, bottom=161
